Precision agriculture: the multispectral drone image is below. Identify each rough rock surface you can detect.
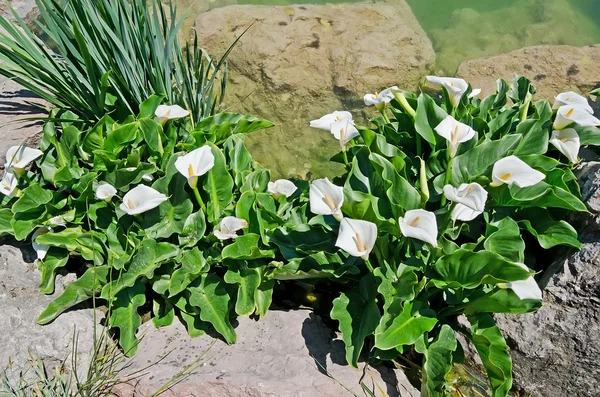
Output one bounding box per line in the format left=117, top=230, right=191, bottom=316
left=0, top=238, right=98, bottom=380
left=0, top=0, right=37, bottom=20
left=494, top=161, right=600, bottom=397
left=117, top=310, right=419, bottom=397
left=194, top=3, right=435, bottom=178
left=457, top=44, right=600, bottom=100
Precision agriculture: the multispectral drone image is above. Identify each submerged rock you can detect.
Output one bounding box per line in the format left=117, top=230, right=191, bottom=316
left=117, top=310, right=419, bottom=397
left=194, top=3, right=435, bottom=179
left=457, top=44, right=600, bottom=100
left=493, top=161, right=600, bottom=397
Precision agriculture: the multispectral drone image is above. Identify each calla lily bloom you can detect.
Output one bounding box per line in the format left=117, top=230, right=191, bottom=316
left=32, top=227, right=51, bottom=260
left=5, top=146, right=43, bottom=171
left=95, top=182, right=117, bottom=201
left=330, top=117, right=360, bottom=148
left=425, top=76, right=480, bottom=107
left=214, top=216, right=248, bottom=240
left=268, top=179, right=297, bottom=198
left=434, top=116, right=476, bottom=157
left=155, top=104, right=189, bottom=125
left=309, top=178, right=344, bottom=221
left=364, top=86, right=398, bottom=108
left=335, top=218, right=377, bottom=260
left=554, top=105, right=600, bottom=130
left=497, top=262, right=542, bottom=301
left=550, top=128, right=580, bottom=163
left=0, top=171, right=17, bottom=197
left=399, top=209, right=438, bottom=247
left=443, top=183, right=488, bottom=221
left=553, top=91, right=593, bottom=114
left=490, top=156, right=545, bottom=188
left=174, top=146, right=215, bottom=188
left=120, top=185, right=168, bottom=215
left=309, top=111, right=354, bottom=130
left=142, top=174, right=154, bottom=182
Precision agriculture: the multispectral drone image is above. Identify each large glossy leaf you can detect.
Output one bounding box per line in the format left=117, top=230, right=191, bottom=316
left=221, top=234, right=275, bottom=260
left=484, top=217, right=525, bottom=262
left=37, top=248, right=69, bottom=294
left=433, top=249, right=531, bottom=289
left=104, top=123, right=137, bottom=155
left=490, top=182, right=586, bottom=212
left=464, top=288, right=542, bottom=314
left=108, top=280, right=146, bottom=356
left=223, top=262, right=262, bottom=316
left=468, top=314, right=512, bottom=397
left=415, top=93, right=447, bottom=148
left=37, top=266, right=109, bottom=325
left=330, top=274, right=381, bottom=367
left=415, top=324, right=457, bottom=397
left=517, top=210, right=581, bottom=249
left=12, top=184, right=53, bottom=213
left=0, top=208, right=14, bottom=235
left=374, top=301, right=437, bottom=350
left=169, top=247, right=207, bottom=296
left=196, top=112, right=274, bottom=144
left=203, top=143, right=234, bottom=223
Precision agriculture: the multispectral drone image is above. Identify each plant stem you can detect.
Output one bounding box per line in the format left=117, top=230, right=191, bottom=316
left=342, top=147, right=349, bottom=168
left=192, top=187, right=206, bottom=211
left=520, top=91, right=532, bottom=122
left=440, top=156, right=454, bottom=206
left=380, top=109, right=391, bottom=124
left=365, top=259, right=375, bottom=273
left=393, top=90, right=416, bottom=119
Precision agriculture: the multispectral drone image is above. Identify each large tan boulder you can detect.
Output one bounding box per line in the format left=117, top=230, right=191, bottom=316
left=195, top=3, right=435, bottom=178
left=457, top=45, right=600, bottom=101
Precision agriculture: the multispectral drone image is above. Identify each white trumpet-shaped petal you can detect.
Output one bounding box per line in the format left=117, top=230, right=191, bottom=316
left=330, top=117, right=359, bottom=148
left=95, top=183, right=117, bottom=201
left=550, top=128, right=580, bottom=163
left=268, top=179, right=297, bottom=198
left=491, top=156, right=545, bottom=188
left=452, top=204, right=481, bottom=222
left=434, top=116, right=476, bottom=157
left=399, top=209, right=438, bottom=247
left=155, top=104, right=189, bottom=125
left=335, top=218, right=378, bottom=259
left=5, top=146, right=43, bottom=170
left=32, top=227, right=52, bottom=260
left=0, top=170, right=18, bottom=197
left=214, top=216, right=248, bottom=240
left=174, top=146, right=215, bottom=188
left=120, top=185, right=168, bottom=215
left=309, top=111, right=354, bottom=130
left=553, top=91, right=593, bottom=114
left=364, top=86, right=398, bottom=106
left=309, top=178, right=344, bottom=220
left=426, top=76, right=479, bottom=108
left=443, top=183, right=488, bottom=222
left=554, top=105, right=600, bottom=130
left=498, top=262, right=542, bottom=301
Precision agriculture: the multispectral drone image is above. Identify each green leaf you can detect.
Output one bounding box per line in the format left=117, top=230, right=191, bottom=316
left=330, top=274, right=381, bottom=367
left=416, top=324, right=457, bottom=397
left=169, top=248, right=207, bottom=296
left=138, top=118, right=164, bottom=154
left=104, top=123, right=138, bottom=155
left=108, top=280, right=146, bottom=356
left=464, top=289, right=542, bottom=314
left=0, top=208, right=13, bottom=235
left=484, top=218, right=525, bottom=262
left=152, top=296, right=175, bottom=328
left=178, top=210, right=206, bottom=247
left=188, top=273, right=236, bottom=343
left=138, top=95, right=163, bottom=118
left=222, top=234, right=275, bottom=260
left=254, top=278, right=274, bottom=318
left=196, top=112, right=274, bottom=144
left=517, top=210, right=581, bottom=249
left=374, top=301, right=437, bottom=350
left=468, top=314, right=512, bottom=397
left=433, top=249, right=531, bottom=289
left=12, top=184, right=53, bottom=213
left=415, top=93, right=447, bottom=148
left=37, top=248, right=69, bottom=294
left=203, top=144, right=234, bottom=223
left=37, top=266, right=109, bottom=325
left=224, top=262, right=262, bottom=316
left=490, top=182, right=587, bottom=212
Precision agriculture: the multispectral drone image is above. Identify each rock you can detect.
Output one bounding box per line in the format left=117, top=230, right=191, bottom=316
left=0, top=238, right=99, bottom=381
left=493, top=161, right=600, bottom=397
left=116, top=310, right=419, bottom=397
left=0, top=78, right=47, bottom=167
left=456, top=44, right=600, bottom=100
left=194, top=3, right=435, bottom=179
left=0, top=0, right=37, bottom=21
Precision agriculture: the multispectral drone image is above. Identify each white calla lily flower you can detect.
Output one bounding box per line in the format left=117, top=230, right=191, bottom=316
left=330, top=117, right=360, bottom=148
left=490, top=156, right=545, bottom=188
left=268, top=179, right=297, bottom=198
left=553, top=91, right=593, bottom=114
left=554, top=105, right=600, bottom=130
left=174, top=146, right=215, bottom=188
left=309, top=111, right=354, bottom=130
left=426, top=76, right=480, bottom=108
left=142, top=174, right=154, bottom=182
left=434, top=116, right=476, bottom=157
left=399, top=209, right=438, bottom=247
left=498, top=262, right=542, bottom=301
left=550, top=128, right=580, bottom=163
left=364, top=86, right=398, bottom=107
left=0, top=170, right=18, bottom=197
left=443, top=183, right=488, bottom=221
left=32, top=227, right=52, bottom=260
left=5, top=146, right=43, bottom=171
left=335, top=218, right=378, bottom=260
left=309, top=178, right=344, bottom=220
left=95, top=182, right=117, bottom=201
left=120, top=185, right=168, bottom=215
left=155, top=104, right=189, bottom=125
left=214, top=216, right=248, bottom=240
